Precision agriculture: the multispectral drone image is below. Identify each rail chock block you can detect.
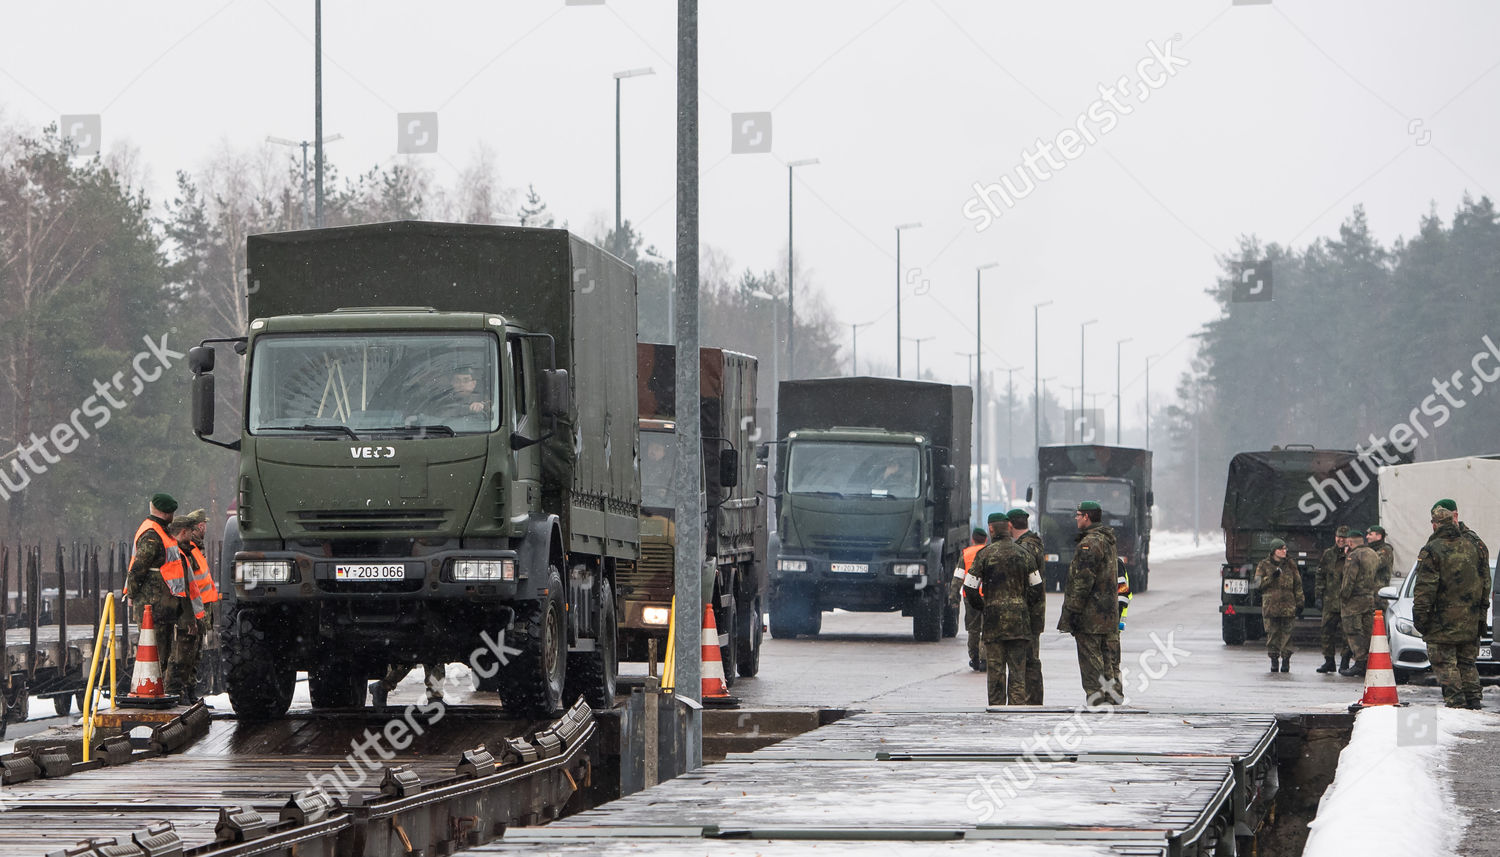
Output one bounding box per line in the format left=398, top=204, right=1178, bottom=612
left=502, top=737, right=540, bottom=765
left=457, top=747, right=497, bottom=778
left=215, top=805, right=269, bottom=844
left=283, top=789, right=336, bottom=825
left=132, top=821, right=182, bottom=857
left=1, top=752, right=39, bottom=785
left=533, top=731, right=563, bottom=759
left=33, top=747, right=73, bottom=778
left=94, top=735, right=133, bottom=766
left=381, top=765, right=423, bottom=798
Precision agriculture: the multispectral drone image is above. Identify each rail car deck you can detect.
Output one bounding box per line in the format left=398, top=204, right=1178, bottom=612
left=478, top=709, right=1281, bottom=857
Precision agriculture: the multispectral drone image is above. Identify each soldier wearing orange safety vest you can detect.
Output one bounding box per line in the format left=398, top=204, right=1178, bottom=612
left=165, top=509, right=213, bottom=702
left=952, top=527, right=988, bottom=671
left=127, top=493, right=192, bottom=694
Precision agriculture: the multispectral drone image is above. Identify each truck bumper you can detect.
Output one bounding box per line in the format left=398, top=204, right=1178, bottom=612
left=770, top=555, right=932, bottom=613
left=231, top=548, right=523, bottom=602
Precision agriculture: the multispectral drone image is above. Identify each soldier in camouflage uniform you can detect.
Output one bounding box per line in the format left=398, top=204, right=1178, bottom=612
left=1413, top=504, right=1485, bottom=709
left=1315, top=526, right=1351, bottom=673
left=1367, top=525, right=1396, bottom=610
left=1339, top=530, right=1381, bottom=676
left=1439, top=498, right=1494, bottom=599
left=952, top=527, right=989, bottom=671
left=964, top=518, right=1035, bottom=705
left=126, top=493, right=185, bottom=681
left=1057, top=501, right=1122, bottom=706
left=1009, top=508, right=1047, bottom=705
left=166, top=510, right=210, bottom=701
left=1254, top=539, right=1302, bottom=672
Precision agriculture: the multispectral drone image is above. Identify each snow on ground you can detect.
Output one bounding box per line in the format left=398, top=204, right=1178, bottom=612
left=1303, top=705, right=1500, bottom=857
left=1148, top=530, right=1223, bottom=562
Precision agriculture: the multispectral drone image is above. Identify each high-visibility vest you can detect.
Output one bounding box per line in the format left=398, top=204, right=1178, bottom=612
left=186, top=543, right=219, bottom=605
left=125, top=518, right=182, bottom=598
left=962, top=543, right=985, bottom=571
left=158, top=547, right=205, bottom=619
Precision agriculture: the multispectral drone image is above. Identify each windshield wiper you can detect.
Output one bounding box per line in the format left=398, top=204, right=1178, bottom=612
left=259, top=424, right=361, bottom=440
left=365, top=424, right=457, bottom=437
left=798, top=490, right=846, bottom=498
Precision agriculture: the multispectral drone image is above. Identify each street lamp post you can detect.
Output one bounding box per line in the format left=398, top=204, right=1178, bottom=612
left=614, top=67, right=655, bottom=251
left=851, top=320, right=875, bottom=375
left=1080, top=318, right=1098, bottom=425
left=894, top=223, right=922, bottom=377
left=1116, top=337, right=1132, bottom=444
left=1033, top=300, right=1053, bottom=497
left=267, top=134, right=343, bottom=228
left=902, top=336, right=934, bottom=378
left=956, top=349, right=980, bottom=525
left=751, top=289, right=783, bottom=411
left=786, top=158, right=818, bottom=380
left=1145, top=354, right=1157, bottom=449
left=974, top=262, right=998, bottom=523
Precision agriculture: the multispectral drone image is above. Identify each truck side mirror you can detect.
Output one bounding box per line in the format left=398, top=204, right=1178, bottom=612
left=936, top=465, right=955, bottom=491
left=755, top=444, right=769, bottom=462
left=1025, top=486, right=1034, bottom=502
left=719, top=447, right=740, bottom=488
left=192, top=372, right=216, bottom=437
left=189, top=345, right=216, bottom=374
left=1146, top=490, right=1155, bottom=507
left=540, top=369, right=570, bottom=418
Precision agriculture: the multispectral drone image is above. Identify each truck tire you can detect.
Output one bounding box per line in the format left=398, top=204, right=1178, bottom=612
left=801, top=603, right=822, bottom=637
left=942, top=602, right=960, bottom=638
left=565, top=577, right=618, bottom=710
left=310, top=663, right=365, bottom=709
left=1222, top=613, right=1246, bottom=646
left=497, top=565, right=567, bottom=718
left=717, top=595, right=738, bottom=688
left=736, top=596, right=762, bottom=677
left=224, top=605, right=295, bottom=721
left=913, top=592, right=944, bottom=642
left=769, top=590, right=801, bottom=639
left=53, top=693, right=72, bottom=716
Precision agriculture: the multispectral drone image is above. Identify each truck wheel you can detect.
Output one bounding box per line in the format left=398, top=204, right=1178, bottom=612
left=1222, top=613, right=1246, bottom=646
left=498, top=565, right=567, bottom=718
left=718, top=595, right=738, bottom=687
left=1137, top=564, right=1149, bottom=593
left=3, top=678, right=27, bottom=725
left=310, top=662, right=365, bottom=709
left=913, top=593, right=944, bottom=642
left=801, top=602, right=822, bottom=637
left=565, top=577, right=618, bottom=709
left=53, top=693, right=73, bottom=716
left=224, top=605, right=295, bottom=721
left=942, top=602, right=960, bottom=638
left=736, top=596, right=762, bottom=678
left=769, top=591, right=800, bottom=639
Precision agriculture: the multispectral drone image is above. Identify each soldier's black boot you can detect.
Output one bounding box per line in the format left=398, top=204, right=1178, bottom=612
left=1269, top=655, right=1279, bottom=673
left=1316, top=657, right=1336, bottom=673
left=1280, top=655, right=1290, bottom=673
left=1339, top=653, right=1352, bottom=673
left=1340, top=659, right=1367, bottom=677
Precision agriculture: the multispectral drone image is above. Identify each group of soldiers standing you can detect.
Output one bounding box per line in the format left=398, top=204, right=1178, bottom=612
left=125, top=492, right=220, bottom=702
left=1304, top=525, right=1395, bottom=677
left=958, top=501, right=1129, bottom=707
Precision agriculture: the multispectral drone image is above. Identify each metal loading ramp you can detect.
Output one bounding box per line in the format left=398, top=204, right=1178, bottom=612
left=476, top=709, right=1280, bottom=857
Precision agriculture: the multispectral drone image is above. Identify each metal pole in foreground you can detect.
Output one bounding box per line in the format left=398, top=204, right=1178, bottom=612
left=974, top=262, right=997, bottom=520
left=894, top=222, right=921, bottom=378
left=673, top=0, right=704, bottom=768
left=1116, top=337, right=1132, bottom=445
left=314, top=0, right=324, bottom=228
left=1033, top=301, right=1052, bottom=497
left=786, top=158, right=818, bottom=381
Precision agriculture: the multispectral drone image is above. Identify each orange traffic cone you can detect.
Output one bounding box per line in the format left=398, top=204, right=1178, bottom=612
left=123, top=604, right=176, bottom=706
left=1350, top=609, right=1401, bottom=711
left=700, top=605, right=738, bottom=708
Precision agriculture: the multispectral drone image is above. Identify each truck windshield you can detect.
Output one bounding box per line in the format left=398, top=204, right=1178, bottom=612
left=1046, top=478, right=1133, bottom=516
left=247, top=333, right=500, bottom=436
left=788, top=442, right=920, bottom=499
left=640, top=430, right=676, bottom=508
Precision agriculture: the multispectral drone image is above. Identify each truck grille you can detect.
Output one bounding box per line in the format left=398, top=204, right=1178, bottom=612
left=808, top=535, right=891, bottom=559
left=618, top=541, right=674, bottom=599
left=296, top=510, right=447, bottom=533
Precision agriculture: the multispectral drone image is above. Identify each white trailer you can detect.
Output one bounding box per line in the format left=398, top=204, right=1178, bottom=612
left=1377, top=455, right=1500, bottom=577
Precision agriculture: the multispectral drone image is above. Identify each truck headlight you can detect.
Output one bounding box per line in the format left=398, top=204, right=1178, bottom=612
left=1045, top=554, right=1060, bottom=563
left=893, top=563, right=924, bottom=577
left=453, top=559, right=516, bottom=581
left=778, top=559, right=808, bottom=572
left=642, top=606, right=671, bottom=626
left=236, top=560, right=292, bottom=584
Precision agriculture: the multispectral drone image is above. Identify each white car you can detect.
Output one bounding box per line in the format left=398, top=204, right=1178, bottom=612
left=1379, top=559, right=1497, bottom=684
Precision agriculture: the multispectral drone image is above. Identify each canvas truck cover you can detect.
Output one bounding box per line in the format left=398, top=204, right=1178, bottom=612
left=637, top=343, right=758, bottom=505
left=777, top=376, right=972, bottom=530
left=1037, top=445, right=1152, bottom=488
left=1378, top=456, right=1500, bottom=574
left=1220, top=449, right=1376, bottom=533
left=246, top=221, right=640, bottom=541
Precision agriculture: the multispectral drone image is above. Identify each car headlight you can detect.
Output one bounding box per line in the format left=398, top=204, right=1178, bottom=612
left=642, top=606, right=671, bottom=626
left=236, top=560, right=293, bottom=584
left=778, top=559, right=808, bottom=572
left=1394, top=618, right=1421, bottom=638
left=893, top=563, right=924, bottom=577
left=453, top=559, right=516, bottom=581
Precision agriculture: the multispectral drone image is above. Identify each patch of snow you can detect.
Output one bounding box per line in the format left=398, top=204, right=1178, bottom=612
left=1148, top=530, right=1223, bottom=562
left=1303, top=706, right=1500, bottom=857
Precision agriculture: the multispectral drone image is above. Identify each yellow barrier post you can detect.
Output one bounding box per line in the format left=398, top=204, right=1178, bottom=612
left=661, top=596, right=677, bottom=693
left=81, top=593, right=120, bottom=762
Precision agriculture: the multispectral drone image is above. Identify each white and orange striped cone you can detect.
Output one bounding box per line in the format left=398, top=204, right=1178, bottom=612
left=123, top=604, right=178, bottom=707
left=1350, top=610, right=1402, bottom=712
left=700, top=605, right=739, bottom=708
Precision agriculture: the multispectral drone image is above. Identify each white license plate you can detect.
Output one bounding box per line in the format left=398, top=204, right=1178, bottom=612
left=830, top=562, right=869, bottom=573
left=1481, top=646, right=1493, bottom=661
left=335, top=563, right=406, bottom=581
left=1223, top=578, right=1249, bottom=595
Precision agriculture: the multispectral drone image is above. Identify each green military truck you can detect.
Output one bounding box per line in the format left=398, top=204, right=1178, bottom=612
left=768, top=377, right=971, bottom=642
left=624, top=344, right=766, bottom=682
left=1219, top=446, right=1389, bottom=645
left=1033, top=445, right=1153, bottom=593
left=190, top=221, right=637, bottom=719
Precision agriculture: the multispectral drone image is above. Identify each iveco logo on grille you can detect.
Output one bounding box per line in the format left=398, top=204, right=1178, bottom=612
left=350, top=446, right=397, bottom=459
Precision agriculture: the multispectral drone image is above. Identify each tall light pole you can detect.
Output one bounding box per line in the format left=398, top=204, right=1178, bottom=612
left=903, top=336, right=934, bottom=378
left=267, top=134, right=343, bottom=228
left=1079, top=319, right=1098, bottom=424
left=614, top=66, right=655, bottom=251
left=751, top=289, right=783, bottom=411
left=894, top=222, right=922, bottom=377
left=1033, top=300, right=1052, bottom=497
left=974, top=262, right=998, bottom=521
left=786, top=158, right=818, bottom=380
left=1145, top=354, right=1157, bottom=449
left=314, top=0, right=324, bottom=226
left=956, top=349, right=980, bottom=525
left=851, top=320, right=875, bottom=375
left=1115, top=337, right=1132, bottom=444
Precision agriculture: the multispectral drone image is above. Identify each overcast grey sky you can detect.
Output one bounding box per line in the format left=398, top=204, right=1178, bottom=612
left=3, top=1, right=1498, bottom=437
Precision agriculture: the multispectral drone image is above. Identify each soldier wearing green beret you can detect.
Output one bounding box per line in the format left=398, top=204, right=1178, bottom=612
left=954, top=523, right=992, bottom=671
left=964, top=515, right=1036, bottom=705
left=1057, top=501, right=1122, bottom=705
left=1008, top=508, right=1046, bottom=704
left=1339, top=529, right=1380, bottom=676
left=1415, top=503, right=1486, bottom=708
left=1254, top=539, right=1302, bottom=672
left=1315, top=526, right=1352, bottom=673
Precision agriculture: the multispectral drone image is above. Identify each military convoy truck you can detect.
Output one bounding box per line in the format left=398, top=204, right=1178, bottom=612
left=768, top=377, right=971, bottom=642
left=1218, top=446, right=1387, bottom=645
left=190, top=221, right=637, bottom=719
left=625, top=344, right=766, bottom=682
left=1033, top=445, right=1153, bottom=593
